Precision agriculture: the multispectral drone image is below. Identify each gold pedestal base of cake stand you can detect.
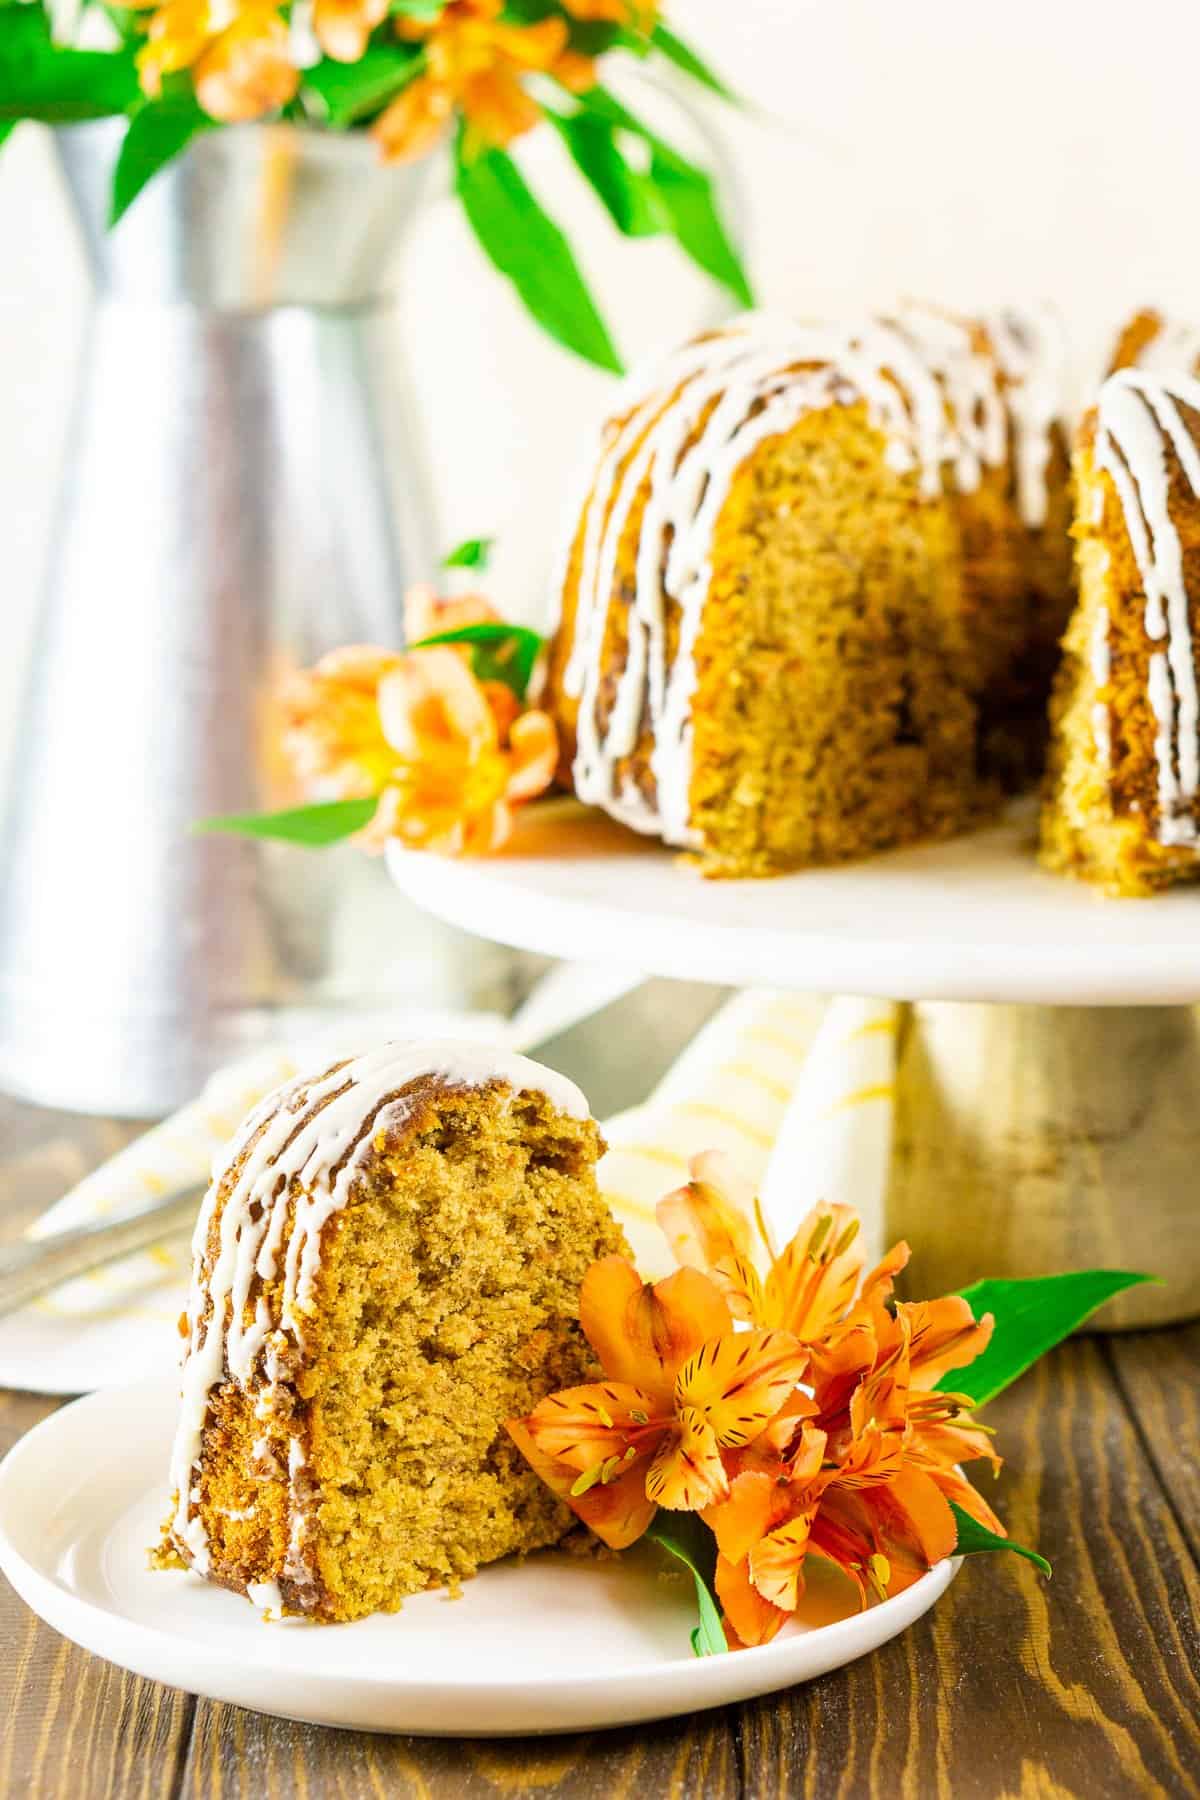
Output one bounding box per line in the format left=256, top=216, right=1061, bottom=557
left=888, top=1002, right=1200, bottom=1330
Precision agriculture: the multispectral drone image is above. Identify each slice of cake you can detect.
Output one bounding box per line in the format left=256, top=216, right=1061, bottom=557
left=1040, top=369, right=1200, bottom=893
left=155, top=1042, right=625, bottom=1621
left=545, top=304, right=1071, bottom=877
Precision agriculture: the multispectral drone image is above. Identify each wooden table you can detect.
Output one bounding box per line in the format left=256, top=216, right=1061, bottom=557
left=1, top=1090, right=1199, bottom=1800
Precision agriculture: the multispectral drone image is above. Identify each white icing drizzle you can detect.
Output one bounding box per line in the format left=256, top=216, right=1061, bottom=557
left=557, top=306, right=1063, bottom=846
left=1095, top=369, right=1200, bottom=847
left=984, top=305, right=1067, bottom=529
left=167, top=1040, right=588, bottom=1580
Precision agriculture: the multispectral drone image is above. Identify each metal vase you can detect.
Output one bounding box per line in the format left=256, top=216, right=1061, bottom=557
left=0, top=121, right=444, bottom=1117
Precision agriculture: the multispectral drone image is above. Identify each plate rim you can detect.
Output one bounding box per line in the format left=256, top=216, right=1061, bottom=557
left=384, top=804, right=1200, bottom=1007
left=0, top=1380, right=961, bottom=1733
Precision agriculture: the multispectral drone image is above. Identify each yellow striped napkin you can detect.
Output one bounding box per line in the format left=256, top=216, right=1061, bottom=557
left=0, top=992, right=898, bottom=1396
left=600, top=992, right=895, bottom=1278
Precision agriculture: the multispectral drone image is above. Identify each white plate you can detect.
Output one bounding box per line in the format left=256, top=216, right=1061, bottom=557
left=386, top=800, right=1200, bottom=1006
left=0, top=1381, right=959, bottom=1736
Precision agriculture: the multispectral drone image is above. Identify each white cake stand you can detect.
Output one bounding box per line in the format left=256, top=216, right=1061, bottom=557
left=387, top=800, right=1200, bottom=1328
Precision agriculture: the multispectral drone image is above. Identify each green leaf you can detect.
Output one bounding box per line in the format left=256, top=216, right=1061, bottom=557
left=950, top=1501, right=1051, bottom=1578
left=442, top=536, right=493, bottom=572
left=301, top=44, right=423, bottom=128
left=944, top=1271, right=1155, bottom=1408
left=0, top=7, right=140, bottom=122
left=570, top=84, right=687, bottom=170
left=0, top=118, right=13, bottom=148
left=564, top=86, right=753, bottom=307
left=647, top=151, right=754, bottom=308
left=646, top=1515, right=727, bottom=1658
left=454, top=131, right=623, bottom=375
left=193, top=797, right=379, bottom=847
left=547, top=107, right=662, bottom=239
left=110, top=92, right=212, bottom=226
left=412, top=621, right=543, bottom=700
left=392, top=0, right=444, bottom=16
left=500, top=0, right=623, bottom=55
left=649, top=21, right=736, bottom=102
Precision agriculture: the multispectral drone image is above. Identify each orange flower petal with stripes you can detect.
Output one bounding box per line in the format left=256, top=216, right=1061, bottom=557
left=862, top=1467, right=958, bottom=1591
left=763, top=1202, right=866, bottom=1342
left=702, top=1470, right=779, bottom=1565
left=578, top=1255, right=731, bottom=1409
left=518, top=1380, right=664, bottom=1472
left=504, top=1420, right=656, bottom=1549
left=656, top=1150, right=764, bottom=1323
left=715, top=1552, right=788, bottom=1648
left=839, top=1239, right=911, bottom=1337
left=897, top=1296, right=995, bottom=1393
left=674, top=1328, right=808, bottom=1449
left=748, top=1504, right=822, bottom=1614
left=644, top=1407, right=728, bottom=1510
left=905, top=1390, right=1003, bottom=1474
left=806, top=1316, right=878, bottom=1421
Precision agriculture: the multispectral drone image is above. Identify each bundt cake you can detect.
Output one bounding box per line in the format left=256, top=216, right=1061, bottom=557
left=545, top=305, right=1072, bottom=877
left=1040, top=368, right=1200, bottom=894
left=154, top=1041, right=625, bottom=1621
left=1107, top=308, right=1200, bottom=378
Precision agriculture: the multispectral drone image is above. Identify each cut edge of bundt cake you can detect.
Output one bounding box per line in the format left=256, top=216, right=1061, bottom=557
left=153, top=1041, right=626, bottom=1622
left=545, top=303, right=1072, bottom=878
left=1040, top=368, right=1200, bottom=895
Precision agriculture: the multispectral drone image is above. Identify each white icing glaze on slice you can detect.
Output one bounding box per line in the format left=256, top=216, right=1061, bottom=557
left=167, top=1041, right=589, bottom=1579
left=1095, top=369, right=1200, bottom=847
left=557, top=306, right=1064, bottom=847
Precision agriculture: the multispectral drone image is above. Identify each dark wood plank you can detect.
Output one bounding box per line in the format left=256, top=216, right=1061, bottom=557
left=1106, top=1322, right=1200, bottom=1562
left=731, top=1339, right=1200, bottom=1800
left=180, top=1708, right=738, bottom=1799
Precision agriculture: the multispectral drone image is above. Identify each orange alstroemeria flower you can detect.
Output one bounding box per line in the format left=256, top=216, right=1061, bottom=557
left=278, top=645, right=406, bottom=802
left=712, top=1301, right=1000, bottom=1643
left=374, top=0, right=590, bottom=162
left=277, top=631, right=556, bottom=856
left=508, top=1256, right=807, bottom=1547
left=137, top=0, right=298, bottom=120
left=656, top=1163, right=1004, bottom=1644
left=658, top=1152, right=874, bottom=1344
left=371, top=645, right=557, bottom=854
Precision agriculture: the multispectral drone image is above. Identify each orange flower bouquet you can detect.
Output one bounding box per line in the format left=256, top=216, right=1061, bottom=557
left=508, top=1151, right=1147, bottom=1654
left=0, top=1, right=747, bottom=370
left=199, top=543, right=562, bottom=853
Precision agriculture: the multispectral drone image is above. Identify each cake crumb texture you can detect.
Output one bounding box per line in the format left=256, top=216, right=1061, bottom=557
left=1040, top=371, right=1200, bottom=895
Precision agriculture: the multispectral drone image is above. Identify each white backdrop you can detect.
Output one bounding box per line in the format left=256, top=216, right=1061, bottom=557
left=2, top=0, right=1197, bottom=760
